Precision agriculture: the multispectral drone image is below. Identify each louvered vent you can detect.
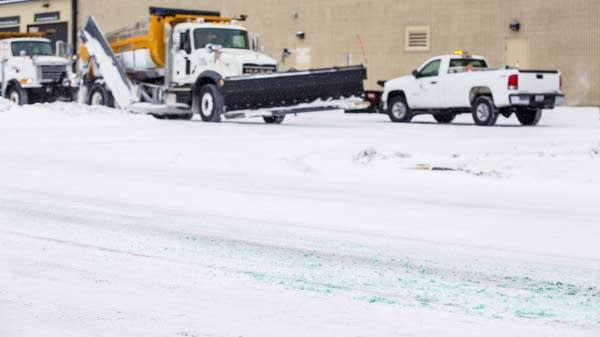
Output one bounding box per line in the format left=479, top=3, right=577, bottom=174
left=405, top=26, right=430, bottom=51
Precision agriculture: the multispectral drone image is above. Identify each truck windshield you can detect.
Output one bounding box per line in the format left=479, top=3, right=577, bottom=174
left=11, top=41, right=54, bottom=56
left=193, top=28, right=249, bottom=50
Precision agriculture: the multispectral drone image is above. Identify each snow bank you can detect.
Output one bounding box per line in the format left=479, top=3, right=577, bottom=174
left=0, top=102, right=599, bottom=337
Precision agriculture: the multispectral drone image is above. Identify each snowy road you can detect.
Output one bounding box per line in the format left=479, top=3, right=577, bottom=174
left=1, top=100, right=599, bottom=336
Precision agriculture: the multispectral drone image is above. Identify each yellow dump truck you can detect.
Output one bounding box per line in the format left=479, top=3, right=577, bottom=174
left=79, top=7, right=366, bottom=123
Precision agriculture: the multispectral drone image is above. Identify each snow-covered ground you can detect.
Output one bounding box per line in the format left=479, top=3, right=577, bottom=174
left=1, top=99, right=599, bottom=337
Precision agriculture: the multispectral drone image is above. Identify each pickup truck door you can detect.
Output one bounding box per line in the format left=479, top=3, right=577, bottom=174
left=410, top=59, right=442, bottom=109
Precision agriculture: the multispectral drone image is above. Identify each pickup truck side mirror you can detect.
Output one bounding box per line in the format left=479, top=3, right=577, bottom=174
left=412, top=70, right=419, bottom=78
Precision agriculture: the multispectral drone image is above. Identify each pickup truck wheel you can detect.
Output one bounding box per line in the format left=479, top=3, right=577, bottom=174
left=433, top=114, right=455, bottom=124
left=7, top=86, right=28, bottom=105
left=516, top=108, right=542, bottom=126
left=87, top=84, right=115, bottom=108
left=387, top=96, right=412, bottom=123
left=198, top=84, right=223, bottom=122
left=472, top=96, right=498, bottom=126
left=263, top=115, right=286, bottom=124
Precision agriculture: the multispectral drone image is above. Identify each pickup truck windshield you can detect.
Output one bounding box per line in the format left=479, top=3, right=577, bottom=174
left=194, top=28, right=249, bottom=50
left=11, top=41, right=53, bottom=56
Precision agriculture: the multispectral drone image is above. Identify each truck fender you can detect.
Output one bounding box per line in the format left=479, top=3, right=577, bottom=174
left=386, top=90, right=407, bottom=109
left=194, top=71, right=223, bottom=91
left=469, top=87, right=492, bottom=105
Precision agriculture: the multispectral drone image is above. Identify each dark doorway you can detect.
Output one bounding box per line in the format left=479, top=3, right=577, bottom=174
left=0, top=27, right=20, bottom=33
left=27, top=22, right=68, bottom=52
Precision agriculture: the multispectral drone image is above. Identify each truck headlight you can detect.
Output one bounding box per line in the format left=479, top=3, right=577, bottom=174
left=19, top=78, right=33, bottom=85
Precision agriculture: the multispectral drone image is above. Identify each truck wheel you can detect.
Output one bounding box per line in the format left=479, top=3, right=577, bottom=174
left=263, top=115, right=286, bottom=124
left=434, top=114, right=455, bottom=124
left=87, top=84, right=115, bottom=108
left=516, top=108, right=542, bottom=126
left=472, top=96, right=498, bottom=126
left=198, top=84, right=223, bottom=122
left=387, top=96, right=412, bottom=123
left=6, top=86, right=28, bottom=105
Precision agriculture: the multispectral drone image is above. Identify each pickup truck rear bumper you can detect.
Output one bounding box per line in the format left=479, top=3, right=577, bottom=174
left=509, top=93, right=565, bottom=108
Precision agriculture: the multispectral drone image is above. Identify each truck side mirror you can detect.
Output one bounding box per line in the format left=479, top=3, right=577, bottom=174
left=55, top=41, right=72, bottom=59
left=412, top=70, right=419, bottom=78
left=172, top=33, right=180, bottom=51
left=251, top=33, right=261, bottom=52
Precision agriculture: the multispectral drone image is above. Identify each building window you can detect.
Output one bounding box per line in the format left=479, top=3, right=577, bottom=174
left=405, top=26, right=430, bottom=52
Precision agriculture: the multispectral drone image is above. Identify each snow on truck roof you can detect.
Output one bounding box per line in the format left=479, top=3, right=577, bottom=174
left=1, top=38, right=51, bottom=43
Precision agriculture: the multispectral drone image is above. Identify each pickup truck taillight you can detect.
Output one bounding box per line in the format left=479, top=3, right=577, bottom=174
left=560, top=74, right=563, bottom=91
left=508, top=74, right=519, bottom=90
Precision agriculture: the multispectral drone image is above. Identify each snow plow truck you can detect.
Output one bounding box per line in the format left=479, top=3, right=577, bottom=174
left=78, top=7, right=367, bottom=123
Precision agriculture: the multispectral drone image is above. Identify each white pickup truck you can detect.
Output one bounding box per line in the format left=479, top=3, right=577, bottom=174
left=381, top=51, right=564, bottom=126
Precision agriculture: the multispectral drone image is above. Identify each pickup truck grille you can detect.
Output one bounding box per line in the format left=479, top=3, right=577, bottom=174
left=243, top=64, right=277, bottom=74
left=39, top=65, right=66, bottom=82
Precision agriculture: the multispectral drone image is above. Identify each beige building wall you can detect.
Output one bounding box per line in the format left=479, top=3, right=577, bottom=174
left=4, top=0, right=594, bottom=106
left=0, top=0, right=72, bottom=43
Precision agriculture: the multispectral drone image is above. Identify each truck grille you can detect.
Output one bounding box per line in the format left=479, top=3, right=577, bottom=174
left=243, top=64, right=276, bottom=74
left=39, top=65, right=66, bottom=82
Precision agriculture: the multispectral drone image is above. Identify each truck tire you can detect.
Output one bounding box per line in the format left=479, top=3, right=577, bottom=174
left=6, top=85, right=28, bottom=105
left=472, top=96, right=498, bottom=126
left=387, top=95, right=412, bottom=123
left=198, top=84, right=223, bottom=122
left=516, top=108, right=542, bottom=126
left=433, top=114, right=455, bottom=124
left=87, top=84, right=115, bottom=108
left=263, top=115, right=286, bottom=124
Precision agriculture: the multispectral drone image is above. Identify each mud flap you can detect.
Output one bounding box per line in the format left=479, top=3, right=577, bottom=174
left=221, top=66, right=367, bottom=111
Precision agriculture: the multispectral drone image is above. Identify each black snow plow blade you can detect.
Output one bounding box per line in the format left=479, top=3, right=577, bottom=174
left=221, top=66, right=366, bottom=111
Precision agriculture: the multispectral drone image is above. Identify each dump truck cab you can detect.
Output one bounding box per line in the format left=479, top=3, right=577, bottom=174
left=171, top=21, right=277, bottom=84
left=1, top=35, right=76, bottom=105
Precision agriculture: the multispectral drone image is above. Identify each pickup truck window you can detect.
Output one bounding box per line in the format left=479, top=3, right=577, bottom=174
left=11, top=41, right=53, bottom=56
left=418, top=59, right=441, bottom=77
left=447, top=59, right=488, bottom=74
left=449, top=59, right=487, bottom=68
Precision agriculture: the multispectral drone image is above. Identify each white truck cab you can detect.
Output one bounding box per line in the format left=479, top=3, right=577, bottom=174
left=0, top=37, right=75, bottom=105
left=170, top=22, right=277, bottom=84
left=382, top=51, right=564, bottom=126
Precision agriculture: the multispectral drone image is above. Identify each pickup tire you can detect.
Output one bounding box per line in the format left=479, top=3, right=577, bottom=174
left=6, top=85, right=28, bottom=105
left=516, top=108, right=542, bottom=126
left=263, top=115, right=286, bottom=124
left=87, top=83, right=115, bottom=108
left=434, top=114, right=455, bottom=124
left=472, top=96, right=498, bottom=126
left=387, top=96, right=412, bottom=123
left=198, top=84, right=223, bottom=122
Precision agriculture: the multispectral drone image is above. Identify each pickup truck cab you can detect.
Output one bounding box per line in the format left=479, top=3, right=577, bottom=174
left=381, top=51, right=564, bottom=126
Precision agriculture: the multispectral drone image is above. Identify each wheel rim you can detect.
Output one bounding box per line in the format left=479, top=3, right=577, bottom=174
left=9, top=90, right=20, bottom=104
left=201, top=92, right=214, bottom=117
left=90, top=91, right=104, bottom=106
left=392, top=101, right=407, bottom=119
left=476, top=103, right=490, bottom=121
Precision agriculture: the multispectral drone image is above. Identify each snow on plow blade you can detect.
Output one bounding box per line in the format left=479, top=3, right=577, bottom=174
left=79, top=17, right=134, bottom=109
left=221, top=66, right=367, bottom=111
